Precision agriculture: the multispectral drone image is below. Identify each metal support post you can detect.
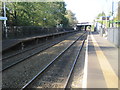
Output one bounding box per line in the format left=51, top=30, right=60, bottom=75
left=3, top=2, right=7, bottom=38
left=112, top=1, right=114, bottom=27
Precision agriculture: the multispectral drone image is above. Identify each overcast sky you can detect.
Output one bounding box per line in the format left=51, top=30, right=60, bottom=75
left=64, top=0, right=119, bottom=23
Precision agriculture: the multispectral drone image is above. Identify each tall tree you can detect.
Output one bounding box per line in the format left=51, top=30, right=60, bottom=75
left=5, top=2, right=69, bottom=27
left=65, top=10, right=78, bottom=27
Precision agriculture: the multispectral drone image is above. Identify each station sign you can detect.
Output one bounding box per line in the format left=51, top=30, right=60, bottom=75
left=101, top=16, right=110, bottom=20
left=102, top=16, right=106, bottom=20
left=107, top=17, right=109, bottom=20
left=0, top=17, right=7, bottom=20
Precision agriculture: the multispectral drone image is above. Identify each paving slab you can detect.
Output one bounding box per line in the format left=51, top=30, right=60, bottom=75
left=86, top=32, right=118, bottom=88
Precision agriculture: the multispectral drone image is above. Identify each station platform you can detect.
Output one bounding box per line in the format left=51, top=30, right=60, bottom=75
left=2, top=39, right=22, bottom=51
left=2, top=31, right=76, bottom=52
left=83, top=31, right=119, bottom=88
left=2, top=32, right=64, bottom=51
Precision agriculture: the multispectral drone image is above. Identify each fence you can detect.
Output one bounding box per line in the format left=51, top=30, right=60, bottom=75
left=2, top=26, right=74, bottom=39
left=107, top=27, right=120, bottom=48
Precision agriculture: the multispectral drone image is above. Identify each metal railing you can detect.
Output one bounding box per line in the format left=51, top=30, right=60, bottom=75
left=2, top=26, right=74, bottom=39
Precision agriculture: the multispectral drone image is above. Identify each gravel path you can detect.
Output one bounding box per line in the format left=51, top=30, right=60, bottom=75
left=2, top=31, right=84, bottom=88
left=26, top=34, right=86, bottom=88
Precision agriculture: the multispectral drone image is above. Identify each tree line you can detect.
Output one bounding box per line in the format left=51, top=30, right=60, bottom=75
left=2, top=2, right=78, bottom=28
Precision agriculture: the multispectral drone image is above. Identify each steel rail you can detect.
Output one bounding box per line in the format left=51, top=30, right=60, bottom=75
left=21, top=32, right=86, bottom=90
left=1, top=31, right=77, bottom=61
left=64, top=36, right=86, bottom=89
left=2, top=39, right=64, bottom=71
left=2, top=42, right=49, bottom=61
left=1, top=32, right=79, bottom=71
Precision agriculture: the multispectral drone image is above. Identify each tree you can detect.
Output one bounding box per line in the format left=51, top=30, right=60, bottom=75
left=5, top=2, right=69, bottom=27
left=96, top=12, right=106, bottom=25
left=65, top=10, right=78, bottom=27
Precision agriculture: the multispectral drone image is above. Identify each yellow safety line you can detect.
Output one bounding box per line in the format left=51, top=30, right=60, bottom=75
left=91, top=33, right=118, bottom=88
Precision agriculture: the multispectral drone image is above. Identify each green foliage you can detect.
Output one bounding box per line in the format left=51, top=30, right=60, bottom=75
left=5, top=2, right=70, bottom=27
left=98, top=12, right=105, bottom=17
left=65, top=10, right=78, bottom=26
left=96, top=11, right=106, bottom=20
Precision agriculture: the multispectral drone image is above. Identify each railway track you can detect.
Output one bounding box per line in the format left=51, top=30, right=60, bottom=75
left=21, top=32, right=87, bottom=89
left=2, top=30, right=76, bottom=59
left=2, top=31, right=87, bottom=88
left=2, top=32, right=77, bottom=71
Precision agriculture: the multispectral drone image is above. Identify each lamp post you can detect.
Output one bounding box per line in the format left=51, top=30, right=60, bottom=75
left=3, top=2, right=7, bottom=38
left=112, top=1, right=114, bottom=27
left=43, top=18, right=46, bottom=28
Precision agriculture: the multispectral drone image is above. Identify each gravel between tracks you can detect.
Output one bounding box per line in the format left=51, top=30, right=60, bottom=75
left=2, top=32, right=75, bottom=58
left=27, top=35, right=85, bottom=88
left=2, top=31, right=84, bottom=88
left=2, top=32, right=77, bottom=70
left=66, top=37, right=87, bottom=88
